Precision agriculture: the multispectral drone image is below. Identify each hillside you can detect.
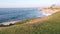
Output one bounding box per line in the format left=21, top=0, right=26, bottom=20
left=0, top=11, right=60, bottom=34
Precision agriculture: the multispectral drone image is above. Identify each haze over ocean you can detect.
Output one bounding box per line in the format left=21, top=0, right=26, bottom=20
left=0, top=0, right=59, bottom=8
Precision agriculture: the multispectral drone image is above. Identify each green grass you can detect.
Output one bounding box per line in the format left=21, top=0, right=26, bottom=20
left=0, top=12, right=60, bottom=34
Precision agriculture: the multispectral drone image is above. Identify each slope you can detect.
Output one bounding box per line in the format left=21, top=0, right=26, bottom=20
left=0, top=12, right=60, bottom=34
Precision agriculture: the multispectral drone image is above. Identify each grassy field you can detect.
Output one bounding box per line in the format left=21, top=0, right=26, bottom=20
left=0, top=12, right=60, bottom=34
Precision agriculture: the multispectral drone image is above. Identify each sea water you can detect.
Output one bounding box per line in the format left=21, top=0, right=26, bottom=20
left=0, top=8, right=50, bottom=23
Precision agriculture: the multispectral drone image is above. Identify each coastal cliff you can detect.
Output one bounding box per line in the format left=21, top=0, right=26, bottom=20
left=38, top=4, right=60, bottom=14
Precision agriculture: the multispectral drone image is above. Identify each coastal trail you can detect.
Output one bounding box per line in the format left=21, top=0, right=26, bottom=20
left=26, top=17, right=49, bottom=24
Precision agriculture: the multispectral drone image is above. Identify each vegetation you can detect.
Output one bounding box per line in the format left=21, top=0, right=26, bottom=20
left=0, top=12, right=60, bottom=34
left=14, top=18, right=36, bottom=25
left=0, top=24, right=9, bottom=27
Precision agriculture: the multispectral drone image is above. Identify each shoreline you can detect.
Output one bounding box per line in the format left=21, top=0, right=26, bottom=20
left=0, top=8, right=60, bottom=25
left=0, top=20, right=20, bottom=25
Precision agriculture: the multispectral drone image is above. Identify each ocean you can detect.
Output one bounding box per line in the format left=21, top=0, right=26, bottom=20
left=0, top=8, right=48, bottom=23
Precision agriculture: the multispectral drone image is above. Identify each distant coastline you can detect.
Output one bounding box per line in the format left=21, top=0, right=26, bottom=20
left=38, top=4, right=60, bottom=15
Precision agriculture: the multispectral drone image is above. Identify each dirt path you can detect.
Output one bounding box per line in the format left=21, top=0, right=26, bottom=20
left=26, top=17, right=49, bottom=24
left=0, top=27, right=5, bottom=30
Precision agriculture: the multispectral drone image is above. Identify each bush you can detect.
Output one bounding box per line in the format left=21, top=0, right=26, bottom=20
left=0, top=24, right=9, bottom=27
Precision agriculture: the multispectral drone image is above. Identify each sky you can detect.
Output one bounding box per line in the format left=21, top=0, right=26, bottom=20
left=0, top=0, right=60, bottom=8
